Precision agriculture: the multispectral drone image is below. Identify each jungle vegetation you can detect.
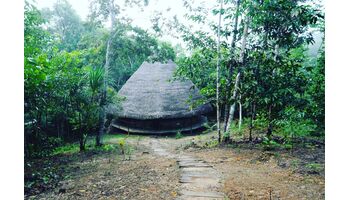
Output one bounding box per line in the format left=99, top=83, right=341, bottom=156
left=24, top=0, right=324, bottom=157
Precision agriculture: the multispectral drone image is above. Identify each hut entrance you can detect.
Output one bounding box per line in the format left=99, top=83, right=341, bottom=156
left=110, top=115, right=207, bottom=134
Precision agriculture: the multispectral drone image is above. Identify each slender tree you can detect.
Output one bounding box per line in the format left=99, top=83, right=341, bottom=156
left=92, top=0, right=119, bottom=146
left=223, top=0, right=241, bottom=134
left=216, top=0, right=223, bottom=142
left=225, top=15, right=250, bottom=133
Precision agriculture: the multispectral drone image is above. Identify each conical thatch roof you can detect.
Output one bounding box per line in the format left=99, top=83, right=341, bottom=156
left=107, top=61, right=212, bottom=134
left=109, top=61, right=211, bottom=119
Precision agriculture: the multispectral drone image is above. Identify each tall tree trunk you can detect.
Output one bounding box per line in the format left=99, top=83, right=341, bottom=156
left=225, top=16, right=249, bottom=133
left=266, top=44, right=279, bottom=139
left=223, top=0, right=241, bottom=132
left=79, top=112, right=85, bottom=151
left=249, top=102, right=253, bottom=141
left=216, top=0, right=223, bottom=142
left=57, top=120, right=60, bottom=138
left=267, top=103, right=273, bottom=139
left=225, top=73, right=239, bottom=132
left=223, top=104, right=229, bottom=132
left=249, top=101, right=256, bottom=141
left=238, top=93, right=242, bottom=131
left=96, top=0, right=116, bottom=146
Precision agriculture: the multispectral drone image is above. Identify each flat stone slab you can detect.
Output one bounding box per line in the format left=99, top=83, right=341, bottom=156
left=180, top=176, right=219, bottom=184
left=178, top=161, right=212, bottom=168
left=177, top=159, right=199, bottom=162
left=181, top=191, right=225, bottom=198
left=181, top=174, right=216, bottom=179
left=182, top=167, right=214, bottom=172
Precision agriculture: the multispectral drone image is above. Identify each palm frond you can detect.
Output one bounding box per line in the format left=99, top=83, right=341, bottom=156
left=89, top=67, right=104, bottom=93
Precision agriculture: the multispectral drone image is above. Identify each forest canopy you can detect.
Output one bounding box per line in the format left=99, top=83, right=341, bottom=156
left=24, top=0, right=175, bottom=157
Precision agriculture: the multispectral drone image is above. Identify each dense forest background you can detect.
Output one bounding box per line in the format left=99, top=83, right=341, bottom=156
left=25, top=0, right=177, bottom=157
left=24, top=0, right=324, bottom=158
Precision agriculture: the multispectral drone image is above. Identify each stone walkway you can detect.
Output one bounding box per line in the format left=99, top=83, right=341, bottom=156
left=150, top=139, right=225, bottom=200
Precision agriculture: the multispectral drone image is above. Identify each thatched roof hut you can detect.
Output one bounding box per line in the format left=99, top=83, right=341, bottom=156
left=108, top=61, right=212, bottom=134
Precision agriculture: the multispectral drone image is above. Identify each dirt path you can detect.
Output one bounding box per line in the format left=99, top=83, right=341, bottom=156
left=149, top=138, right=225, bottom=200
left=25, top=133, right=324, bottom=199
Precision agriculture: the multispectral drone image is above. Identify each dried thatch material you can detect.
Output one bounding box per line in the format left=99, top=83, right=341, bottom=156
left=108, top=61, right=212, bottom=134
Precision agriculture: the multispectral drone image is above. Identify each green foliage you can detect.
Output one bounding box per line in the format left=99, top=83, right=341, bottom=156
left=305, top=42, right=325, bottom=135
left=88, top=67, right=104, bottom=95
left=223, top=131, right=230, bottom=140
left=106, top=24, right=176, bottom=90
left=24, top=1, right=50, bottom=57
left=175, top=132, right=184, bottom=139
left=276, top=106, right=316, bottom=144
left=148, top=41, right=176, bottom=63
left=52, top=138, right=124, bottom=156
left=52, top=143, right=80, bottom=155
left=254, top=114, right=269, bottom=131
left=172, top=0, right=324, bottom=141
left=27, top=135, right=63, bottom=158
left=305, top=163, right=323, bottom=173
left=204, top=139, right=219, bottom=148
left=229, top=119, right=249, bottom=135
left=118, top=139, right=126, bottom=149
left=175, top=47, right=227, bottom=105
left=261, top=137, right=280, bottom=151
left=24, top=1, right=176, bottom=157
left=41, top=0, right=85, bottom=51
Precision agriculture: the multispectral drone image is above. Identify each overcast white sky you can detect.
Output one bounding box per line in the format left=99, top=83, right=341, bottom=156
left=33, top=0, right=323, bottom=53
left=34, top=0, right=218, bottom=47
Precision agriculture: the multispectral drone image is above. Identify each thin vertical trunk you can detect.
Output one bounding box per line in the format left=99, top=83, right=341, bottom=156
left=127, top=55, right=133, bottom=68
left=79, top=112, right=85, bottom=151
left=249, top=101, right=255, bottom=142
left=249, top=103, right=253, bottom=141
left=225, top=73, right=240, bottom=132
left=225, top=16, right=250, bottom=133
left=60, top=120, right=64, bottom=139
left=66, top=119, right=70, bottom=140
left=267, top=103, right=273, bottom=139
left=223, top=0, right=241, bottom=132
left=57, top=121, right=60, bottom=138
left=238, top=93, right=242, bottom=131
left=96, top=0, right=116, bottom=146
left=266, top=44, right=279, bottom=139
left=223, top=104, right=229, bottom=131
left=45, top=110, right=48, bottom=129
left=216, top=0, right=223, bottom=142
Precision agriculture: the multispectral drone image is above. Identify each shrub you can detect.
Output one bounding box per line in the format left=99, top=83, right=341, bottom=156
left=26, top=135, right=63, bottom=158
left=254, top=113, right=269, bottom=131
left=52, top=143, right=80, bottom=155
left=261, top=137, right=280, bottom=151
left=175, top=132, right=183, bottom=139
left=276, top=106, right=316, bottom=144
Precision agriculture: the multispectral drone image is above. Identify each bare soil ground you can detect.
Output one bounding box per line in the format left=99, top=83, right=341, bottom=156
left=25, top=131, right=324, bottom=200
left=176, top=131, right=325, bottom=200
left=25, top=137, right=180, bottom=200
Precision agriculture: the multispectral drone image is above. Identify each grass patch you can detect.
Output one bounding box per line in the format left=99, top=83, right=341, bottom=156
left=305, top=163, right=323, bottom=173
left=52, top=143, right=80, bottom=155
left=204, top=139, right=219, bottom=148
left=51, top=134, right=134, bottom=156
